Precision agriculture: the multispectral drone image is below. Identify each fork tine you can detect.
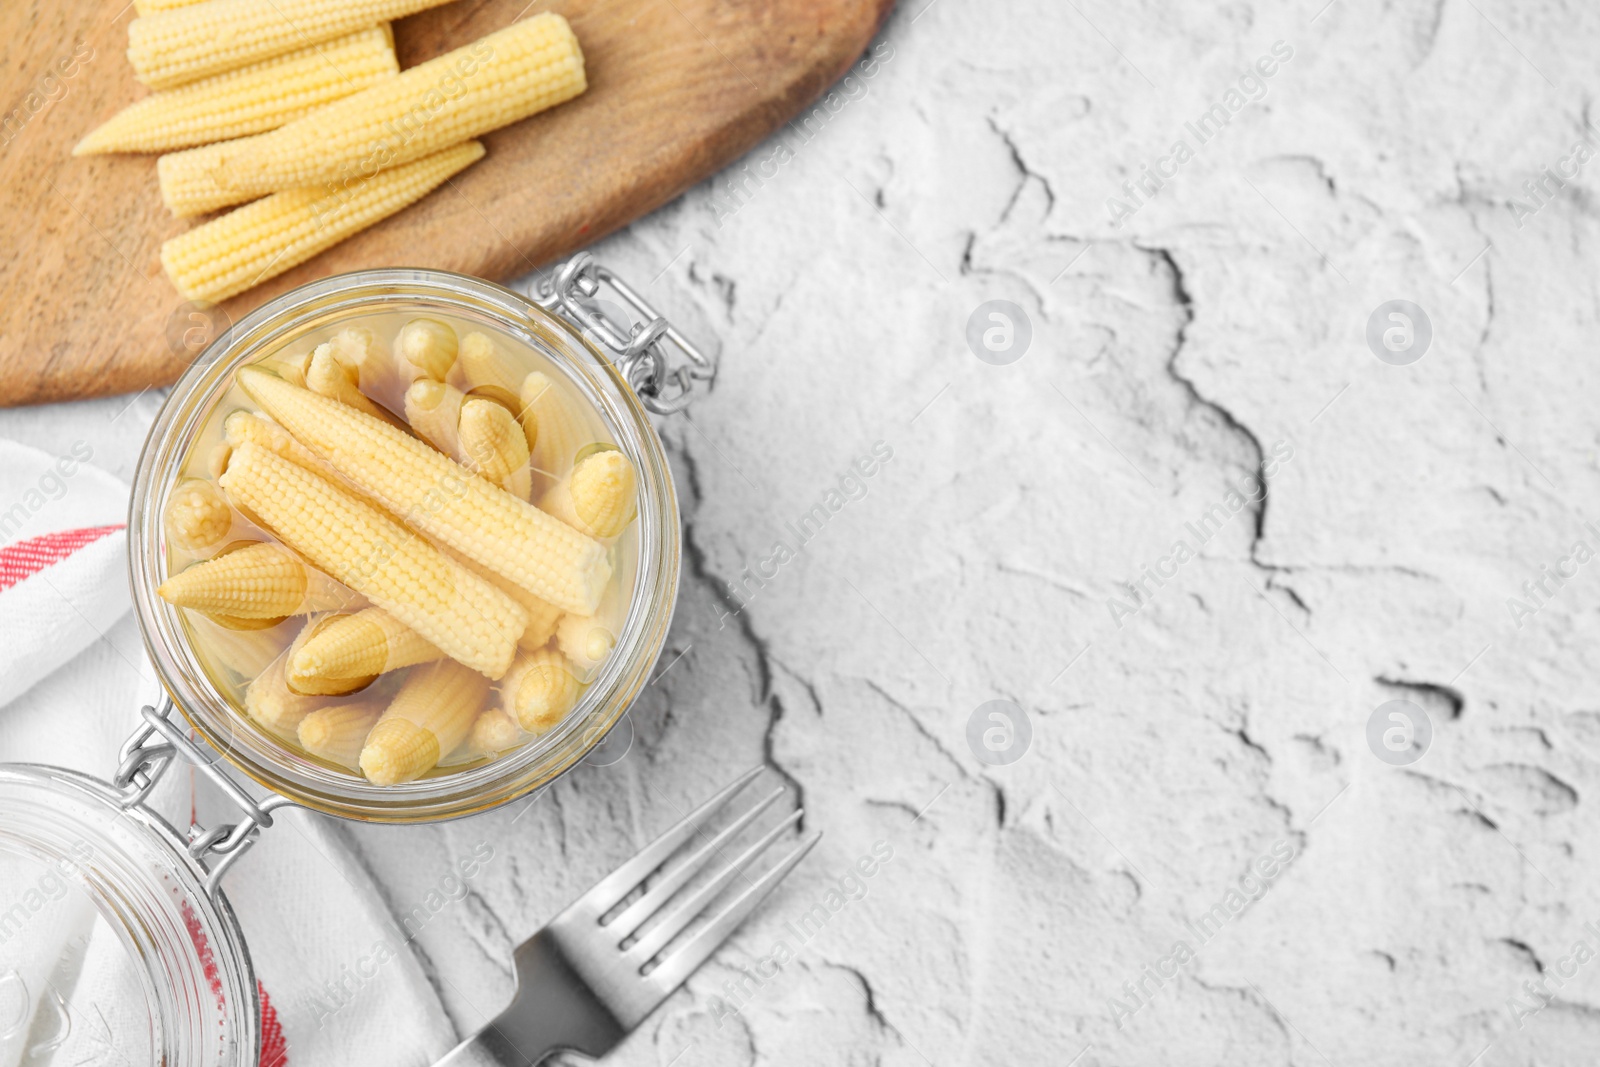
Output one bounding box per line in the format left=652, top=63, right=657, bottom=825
left=582, top=766, right=765, bottom=915
left=606, top=786, right=786, bottom=942
left=641, top=831, right=822, bottom=997
left=625, top=809, right=804, bottom=965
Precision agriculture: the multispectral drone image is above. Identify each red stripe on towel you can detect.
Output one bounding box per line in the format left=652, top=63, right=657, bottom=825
left=0, top=524, right=124, bottom=593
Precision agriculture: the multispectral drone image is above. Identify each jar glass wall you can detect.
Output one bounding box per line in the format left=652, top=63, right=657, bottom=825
left=128, top=270, right=680, bottom=822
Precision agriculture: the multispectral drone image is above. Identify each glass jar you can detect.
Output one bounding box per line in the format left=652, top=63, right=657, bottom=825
left=0, top=254, right=713, bottom=1063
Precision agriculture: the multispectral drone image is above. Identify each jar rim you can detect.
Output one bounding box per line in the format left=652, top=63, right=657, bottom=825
left=128, top=268, right=680, bottom=822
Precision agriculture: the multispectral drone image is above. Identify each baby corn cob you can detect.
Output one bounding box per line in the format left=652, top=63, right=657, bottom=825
left=159, top=132, right=270, bottom=218
left=128, top=0, right=452, bottom=90
left=207, top=442, right=234, bottom=480
left=307, top=344, right=402, bottom=426
left=158, top=541, right=310, bottom=618
left=190, top=612, right=283, bottom=679
left=164, top=478, right=233, bottom=553
left=214, top=15, right=585, bottom=197
left=225, top=410, right=329, bottom=474
left=459, top=397, right=532, bottom=499
left=520, top=371, right=588, bottom=476
left=502, top=647, right=583, bottom=734
left=298, top=700, right=383, bottom=769
left=555, top=614, right=615, bottom=673
left=451, top=551, right=563, bottom=651
left=405, top=379, right=465, bottom=458
left=219, top=440, right=528, bottom=677
left=464, top=706, right=521, bottom=757
left=76, top=27, right=397, bottom=155
left=288, top=607, right=444, bottom=693
left=396, top=318, right=458, bottom=382
left=459, top=331, right=523, bottom=397
left=162, top=141, right=485, bottom=303
left=360, top=660, right=489, bottom=785
left=244, top=651, right=322, bottom=733
left=327, top=326, right=394, bottom=393
left=540, top=449, right=636, bottom=540
left=237, top=369, right=612, bottom=615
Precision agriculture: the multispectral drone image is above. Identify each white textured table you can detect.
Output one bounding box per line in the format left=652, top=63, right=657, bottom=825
left=5, top=0, right=1596, bottom=1062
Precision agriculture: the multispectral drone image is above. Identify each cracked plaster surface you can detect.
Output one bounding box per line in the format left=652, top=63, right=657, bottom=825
left=5, top=0, right=1599, bottom=1064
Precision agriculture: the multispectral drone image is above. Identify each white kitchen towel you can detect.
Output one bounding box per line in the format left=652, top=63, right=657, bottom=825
left=0, top=439, right=457, bottom=1067
left=0, top=440, right=131, bottom=710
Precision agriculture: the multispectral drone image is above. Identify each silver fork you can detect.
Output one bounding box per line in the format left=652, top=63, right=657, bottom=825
left=435, top=767, right=819, bottom=1066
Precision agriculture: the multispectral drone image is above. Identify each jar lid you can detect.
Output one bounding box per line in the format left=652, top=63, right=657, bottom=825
left=0, top=764, right=258, bottom=1067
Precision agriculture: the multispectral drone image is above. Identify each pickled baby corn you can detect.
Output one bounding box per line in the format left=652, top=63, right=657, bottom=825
left=405, top=379, right=465, bottom=458
left=218, top=440, right=528, bottom=677
left=307, top=344, right=402, bottom=426
left=555, top=613, right=615, bottom=673
left=360, top=660, right=489, bottom=784
left=161, top=141, right=485, bottom=303
left=212, top=15, right=585, bottom=197
left=164, top=478, right=233, bottom=553
left=244, top=651, right=322, bottom=733
left=289, top=607, right=444, bottom=694
left=520, top=371, right=587, bottom=476
left=236, top=369, right=612, bottom=615
left=76, top=27, right=397, bottom=154
left=128, top=0, right=452, bottom=90
left=159, top=541, right=326, bottom=618
left=298, top=700, right=383, bottom=768
left=396, top=318, right=457, bottom=382
left=465, top=706, right=521, bottom=757
left=540, top=449, right=636, bottom=540
left=502, top=647, right=582, bottom=734
left=459, top=331, right=523, bottom=397
left=459, top=397, right=532, bottom=499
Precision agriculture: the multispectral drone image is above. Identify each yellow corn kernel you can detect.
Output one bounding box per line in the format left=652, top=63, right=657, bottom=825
left=463, top=706, right=521, bottom=758
left=244, top=649, right=322, bottom=733
left=75, top=27, right=397, bottom=155
left=297, top=699, right=383, bottom=769
left=554, top=613, right=615, bottom=673
left=307, top=344, right=403, bottom=427
left=458, top=397, right=532, bottom=499
left=164, top=477, right=233, bottom=553
left=360, top=660, right=489, bottom=784
left=128, top=0, right=449, bottom=90
left=158, top=541, right=310, bottom=618
left=158, top=132, right=270, bottom=218
left=404, top=379, right=465, bottom=459
left=502, top=648, right=583, bottom=734
left=161, top=141, right=485, bottom=303
left=289, top=607, right=444, bottom=693
left=238, top=369, right=611, bottom=614
left=216, top=15, right=584, bottom=197
left=540, top=449, right=636, bottom=540
left=520, top=371, right=590, bottom=477
left=396, top=318, right=458, bottom=382
left=459, top=331, right=523, bottom=397
left=218, top=440, right=527, bottom=677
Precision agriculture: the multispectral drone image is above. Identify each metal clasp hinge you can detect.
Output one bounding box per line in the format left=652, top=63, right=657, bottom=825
left=114, top=698, right=294, bottom=901
left=536, top=252, right=716, bottom=415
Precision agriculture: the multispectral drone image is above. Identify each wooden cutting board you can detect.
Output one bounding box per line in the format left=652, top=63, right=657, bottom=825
left=0, top=0, right=893, bottom=406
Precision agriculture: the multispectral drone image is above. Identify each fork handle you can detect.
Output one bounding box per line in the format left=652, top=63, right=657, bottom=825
left=431, top=929, right=625, bottom=1067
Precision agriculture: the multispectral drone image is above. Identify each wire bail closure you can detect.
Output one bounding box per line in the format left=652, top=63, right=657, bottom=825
left=536, top=252, right=716, bottom=415
left=114, top=697, right=296, bottom=901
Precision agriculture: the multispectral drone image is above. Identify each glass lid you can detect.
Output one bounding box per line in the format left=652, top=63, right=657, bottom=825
left=0, top=765, right=257, bottom=1067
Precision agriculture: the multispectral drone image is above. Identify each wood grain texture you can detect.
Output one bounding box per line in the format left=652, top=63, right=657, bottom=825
left=0, top=0, right=893, bottom=406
